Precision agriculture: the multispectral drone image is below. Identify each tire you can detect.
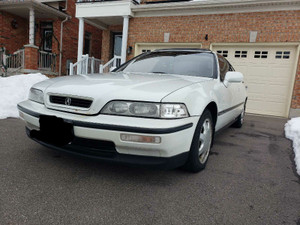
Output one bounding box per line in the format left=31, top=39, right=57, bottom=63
left=184, top=109, right=214, bottom=173
left=232, top=103, right=246, bottom=128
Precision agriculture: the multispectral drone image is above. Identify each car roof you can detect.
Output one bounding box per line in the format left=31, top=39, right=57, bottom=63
left=152, top=48, right=212, bottom=53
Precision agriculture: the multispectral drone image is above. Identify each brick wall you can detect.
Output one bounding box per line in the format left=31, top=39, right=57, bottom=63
left=24, top=45, right=38, bottom=70
left=292, top=61, right=300, bottom=109
left=0, top=12, right=28, bottom=54
left=126, top=10, right=300, bottom=109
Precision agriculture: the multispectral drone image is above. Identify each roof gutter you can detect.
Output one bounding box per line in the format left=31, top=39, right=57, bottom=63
left=132, top=0, right=300, bottom=13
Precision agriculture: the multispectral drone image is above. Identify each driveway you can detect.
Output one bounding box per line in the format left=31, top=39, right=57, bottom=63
left=0, top=115, right=299, bottom=225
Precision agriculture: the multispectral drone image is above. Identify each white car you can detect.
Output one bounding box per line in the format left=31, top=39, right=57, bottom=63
left=18, top=49, right=247, bottom=172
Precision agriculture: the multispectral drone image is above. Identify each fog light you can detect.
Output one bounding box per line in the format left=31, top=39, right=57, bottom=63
left=120, top=134, right=161, bottom=144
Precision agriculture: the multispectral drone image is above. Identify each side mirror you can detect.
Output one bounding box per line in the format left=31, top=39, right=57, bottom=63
left=224, top=72, right=244, bottom=87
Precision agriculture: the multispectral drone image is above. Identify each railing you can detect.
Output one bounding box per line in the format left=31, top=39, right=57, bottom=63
left=38, top=51, right=57, bottom=73
left=0, top=48, right=25, bottom=76
left=5, top=49, right=25, bottom=69
left=69, top=55, right=103, bottom=75
left=0, top=47, right=5, bottom=66
left=99, top=55, right=121, bottom=73
left=0, top=47, right=6, bottom=77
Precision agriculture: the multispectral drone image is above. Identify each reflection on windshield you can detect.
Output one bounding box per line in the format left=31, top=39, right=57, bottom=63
left=116, top=52, right=215, bottom=78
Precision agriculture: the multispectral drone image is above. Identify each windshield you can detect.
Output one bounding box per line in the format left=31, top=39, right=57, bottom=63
left=115, top=51, right=216, bottom=78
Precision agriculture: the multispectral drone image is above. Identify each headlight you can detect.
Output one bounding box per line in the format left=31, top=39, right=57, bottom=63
left=28, top=88, right=44, bottom=104
left=101, top=101, right=188, bottom=118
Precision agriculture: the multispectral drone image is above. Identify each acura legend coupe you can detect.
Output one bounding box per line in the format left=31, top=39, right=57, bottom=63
left=18, top=49, right=247, bottom=172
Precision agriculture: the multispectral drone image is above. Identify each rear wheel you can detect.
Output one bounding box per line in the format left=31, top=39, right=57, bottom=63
left=184, top=110, right=214, bottom=172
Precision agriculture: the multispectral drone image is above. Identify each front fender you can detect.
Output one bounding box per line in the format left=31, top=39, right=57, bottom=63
left=161, top=81, right=219, bottom=117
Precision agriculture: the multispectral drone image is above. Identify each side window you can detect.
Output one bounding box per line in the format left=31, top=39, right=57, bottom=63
left=218, top=55, right=229, bottom=81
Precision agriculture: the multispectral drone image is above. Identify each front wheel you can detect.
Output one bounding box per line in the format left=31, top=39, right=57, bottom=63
left=184, top=110, right=214, bottom=173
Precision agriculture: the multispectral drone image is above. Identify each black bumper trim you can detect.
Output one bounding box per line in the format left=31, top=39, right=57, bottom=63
left=18, top=104, right=193, bottom=134
left=18, top=104, right=42, bottom=118
left=26, top=128, right=189, bottom=169
left=72, top=121, right=193, bottom=134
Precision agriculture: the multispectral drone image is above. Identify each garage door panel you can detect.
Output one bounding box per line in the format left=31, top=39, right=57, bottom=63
left=268, top=86, right=289, bottom=98
left=213, top=44, right=297, bottom=117
left=247, top=101, right=286, bottom=116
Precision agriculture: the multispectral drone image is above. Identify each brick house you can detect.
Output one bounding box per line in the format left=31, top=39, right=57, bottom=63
left=0, top=0, right=102, bottom=76
left=73, top=0, right=300, bottom=118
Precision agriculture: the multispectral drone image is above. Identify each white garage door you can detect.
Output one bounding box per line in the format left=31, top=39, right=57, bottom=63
left=212, top=44, right=298, bottom=117
left=135, top=43, right=202, bottom=56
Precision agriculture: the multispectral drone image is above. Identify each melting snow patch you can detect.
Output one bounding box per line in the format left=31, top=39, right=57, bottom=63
left=0, top=73, right=48, bottom=119
left=285, top=117, right=300, bottom=176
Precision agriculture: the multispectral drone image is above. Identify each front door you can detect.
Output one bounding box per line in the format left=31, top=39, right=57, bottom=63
left=113, top=33, right=122, bottom=67
left=84, top=32, right=91, bottom=55
left=41, top=22, right=53, bottom=52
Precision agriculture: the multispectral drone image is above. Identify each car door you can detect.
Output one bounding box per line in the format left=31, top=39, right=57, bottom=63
left=214, top=55, right=237, bottom=130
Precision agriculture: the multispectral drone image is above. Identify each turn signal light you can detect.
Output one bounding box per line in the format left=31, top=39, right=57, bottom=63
left=120, top=134, right=161, bottom=144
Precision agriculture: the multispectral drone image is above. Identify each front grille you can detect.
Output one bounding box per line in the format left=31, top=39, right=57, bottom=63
left=49, top=95, right=92, bottom=108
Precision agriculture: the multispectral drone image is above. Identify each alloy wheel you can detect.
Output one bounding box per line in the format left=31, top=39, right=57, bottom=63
left=198, top=118, right=212, bottom=164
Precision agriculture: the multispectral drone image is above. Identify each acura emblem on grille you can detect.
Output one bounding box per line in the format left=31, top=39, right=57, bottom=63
left=65, top=97, right=72, bottom=106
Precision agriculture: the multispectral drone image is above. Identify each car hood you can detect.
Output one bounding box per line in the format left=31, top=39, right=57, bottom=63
left=39, top=72, right=211, bottom=114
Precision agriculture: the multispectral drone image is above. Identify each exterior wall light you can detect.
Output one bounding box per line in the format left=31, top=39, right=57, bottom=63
left=205, top=34, right=208, bottom=41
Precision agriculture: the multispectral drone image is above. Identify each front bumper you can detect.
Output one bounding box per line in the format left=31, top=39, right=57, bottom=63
left=26, top=128, right=189, bottom=169
left=18, top=100, right=199, bottom=167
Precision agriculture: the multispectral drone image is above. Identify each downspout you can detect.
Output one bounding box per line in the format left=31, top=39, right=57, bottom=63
left=59, top=16, right=70, bottom=76
left=62, top=0, right=68, bottom=11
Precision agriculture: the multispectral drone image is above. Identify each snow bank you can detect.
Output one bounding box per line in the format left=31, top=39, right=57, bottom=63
left=285, top=117, right=300, bottom=176
left=0, top=73, right=48, bottom=119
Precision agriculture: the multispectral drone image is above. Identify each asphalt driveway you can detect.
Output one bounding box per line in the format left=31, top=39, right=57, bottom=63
left=0, top=115, right=299, bottom=225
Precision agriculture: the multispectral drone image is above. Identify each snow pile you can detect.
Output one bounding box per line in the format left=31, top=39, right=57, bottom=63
left=285, top=117, right=300, bottom=176
left=0, top=73, right=48, bottom=119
